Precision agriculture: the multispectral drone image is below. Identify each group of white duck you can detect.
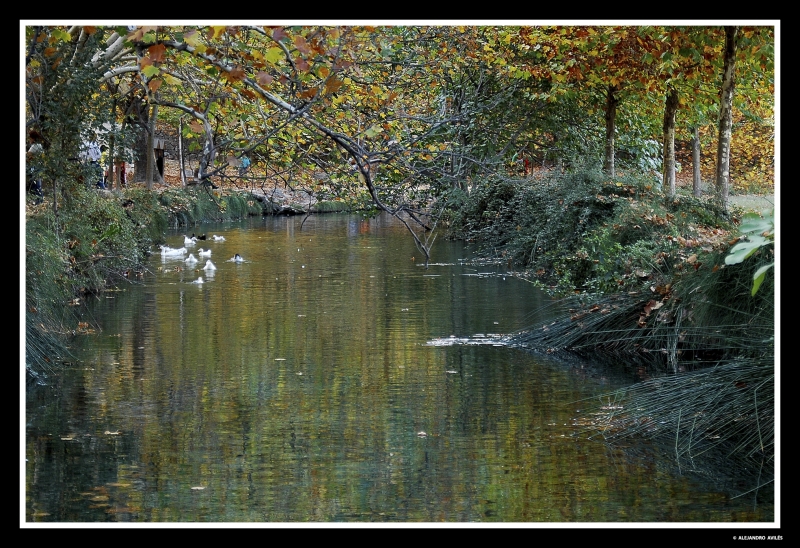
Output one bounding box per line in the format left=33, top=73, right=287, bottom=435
left=158, top=233, right=245, bottom=285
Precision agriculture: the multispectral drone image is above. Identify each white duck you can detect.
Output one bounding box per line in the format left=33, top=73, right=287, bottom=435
left=185, top=253, right=198, bottom=264
left=161, top=245, right=187, bottom=256
left=190, top=276, right=204, bottom=284
left=184, top=235, right=197, bottom=245
left=203, top=260, right=217, bottom=271
left=212, top=234, right=226, bottom=241
left=198, top=248, right=212, bottom=257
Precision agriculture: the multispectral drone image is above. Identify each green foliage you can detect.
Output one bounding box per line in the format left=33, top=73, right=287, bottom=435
left=447, top=168, right=747, bottom=297
left=314, top=200, right=352, bottom=213
left=448, top=169, right=649, bottom=293
left=25, top=186, right=162, bottom=382
left=724, top=211, right=775, bottom=296
left=52, top=187, right=151, bottom=291
left=24, top=184, right=270, bottom=383
left=121, top=188, right=169, bottom=245
left=157, top=187, right=264, bottom=226
left=25, top=210, right=76, bottom=383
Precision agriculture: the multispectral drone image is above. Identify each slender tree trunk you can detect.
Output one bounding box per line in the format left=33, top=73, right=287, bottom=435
left=145, top=102, right=158, bottom=190
left=603, top=85, right=619, bottom=178
left=691, top=126, right=702, bottom=197
left=179, top=117, right=186, bottom=187
left=715, top=26, right=738, bottom=211
left=662, top=86, right=679, bottom=198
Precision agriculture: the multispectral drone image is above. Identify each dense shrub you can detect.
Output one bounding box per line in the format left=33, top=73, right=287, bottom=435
left=447, top=169, right=744, bottom=296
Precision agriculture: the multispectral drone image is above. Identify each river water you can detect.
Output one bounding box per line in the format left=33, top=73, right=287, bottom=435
left=23, top=212, right=775, bottom=524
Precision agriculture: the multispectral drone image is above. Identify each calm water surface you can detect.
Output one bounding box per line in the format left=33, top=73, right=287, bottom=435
left=24, top=213, right=774, bottom=523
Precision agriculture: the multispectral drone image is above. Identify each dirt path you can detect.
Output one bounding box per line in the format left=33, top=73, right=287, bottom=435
left=729, top=194, right=775, bottom=213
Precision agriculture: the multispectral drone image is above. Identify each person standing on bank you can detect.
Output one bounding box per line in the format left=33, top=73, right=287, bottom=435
left=81, top=135, right=106, bottom=189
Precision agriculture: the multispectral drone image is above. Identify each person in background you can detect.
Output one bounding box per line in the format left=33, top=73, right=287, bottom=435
left=81, top=135, right=106, bottom=189
left=26, top=129, right=45, bottom=204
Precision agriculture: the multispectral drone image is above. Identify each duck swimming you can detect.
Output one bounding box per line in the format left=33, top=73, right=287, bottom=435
left=203, top=260, right=217, bottom=271
left=198, top=248, right=211, bottom=257
left=212, top=234, right=226, bottom=241
left=231, top=253, right=244, bottom=263
left=185, top=253, right=198, bottom=264
left=192, top=233, right=207, bottom=240
left=190, top=276, right=204, bottom=284
left=184, top=235, right=197, bottom=245
left=161, top=245, right=187, bottom=256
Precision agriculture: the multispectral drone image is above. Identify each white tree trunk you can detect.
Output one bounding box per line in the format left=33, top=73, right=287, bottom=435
left=692, top=127, right=702, bottom=197
left=662, top=87, right=679, bottom=198
left=715, top=26, right=738, bottom=211
left=145, top=102, right=158, bottom=190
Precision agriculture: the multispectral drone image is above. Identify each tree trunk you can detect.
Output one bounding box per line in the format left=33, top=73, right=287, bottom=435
left=179, top=117, right=186, bottom=188
left=107, top=133, right=116, bottom=191
left=715, top=26, right=738, bottom=211
left=691, top=126, right=702, bottom=197
left=603, top=85, right=620, bottom=177
left=105, top=99, right=116, bottom=191
left=662, top=86, right=679, bottom=198
left=145, top=101, right=158, bottom=190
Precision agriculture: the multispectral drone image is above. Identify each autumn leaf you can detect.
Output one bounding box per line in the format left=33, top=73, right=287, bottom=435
left=256, top=71, right=273, bottom=87
left=141, top=64, right=160, bottom=78
left=295, top=56, right=310, bottom=72
left=265, top=47, right=283, bottom=64
left=163, top=73, right=181, bottom=86
left=148, top=78, right=162, bottom=92
left=147, top=43, right=166, bottom=63
left=226, top=66, right=246, bottom=81
left=324, top=77, right=343, bottom=94
left=272, top=27, right=288, bottom=42
left=293, top=35, right=311, bottom=55
left=183, top=29, right=201, bottom=47
left=298, top=88, right=318, bottom=100
left=209, top=26, right=227, bottom=40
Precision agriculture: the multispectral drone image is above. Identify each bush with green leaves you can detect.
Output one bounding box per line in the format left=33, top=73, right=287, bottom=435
left=725, top=211, right=775, bottom=296
left=447, top=169, right=668, bottom=292
left=157, top=186, right=264, bottom=227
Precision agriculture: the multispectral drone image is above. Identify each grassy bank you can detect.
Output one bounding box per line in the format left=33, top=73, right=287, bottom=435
left=446, top=169, right=775, bottom=491
left=24, top=185, right=272, bottom=384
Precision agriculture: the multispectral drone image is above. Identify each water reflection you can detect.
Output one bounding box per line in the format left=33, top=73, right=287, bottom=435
left=25, top=213, right=774, bottom=523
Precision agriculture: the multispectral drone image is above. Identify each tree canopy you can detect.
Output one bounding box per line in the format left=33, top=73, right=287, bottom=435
left=24, top=23, right=776, bottom=258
